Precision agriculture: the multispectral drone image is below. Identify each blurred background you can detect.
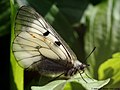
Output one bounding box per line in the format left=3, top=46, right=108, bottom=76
left=0, top=0, right=120, bottom=90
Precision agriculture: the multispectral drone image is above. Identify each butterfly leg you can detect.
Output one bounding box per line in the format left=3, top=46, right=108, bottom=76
left=78, top=70, right=87, bottom=83
left=47, top=73, right=65, bottom=83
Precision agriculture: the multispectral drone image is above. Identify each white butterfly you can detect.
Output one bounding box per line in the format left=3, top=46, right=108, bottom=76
left=12, top=6, right=89, bottom=81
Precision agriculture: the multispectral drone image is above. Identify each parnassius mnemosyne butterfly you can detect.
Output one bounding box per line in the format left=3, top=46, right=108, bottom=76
left=12, top=6, right=94, bottom=82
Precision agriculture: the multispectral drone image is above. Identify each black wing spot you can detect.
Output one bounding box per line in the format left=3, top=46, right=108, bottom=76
left=54, top=41, right=61, bottom=46
left=43, top=31, right=50, bottom=36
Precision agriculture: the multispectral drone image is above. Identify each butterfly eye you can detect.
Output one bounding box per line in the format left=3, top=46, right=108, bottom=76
left=80, top=64, right=86, bottom=70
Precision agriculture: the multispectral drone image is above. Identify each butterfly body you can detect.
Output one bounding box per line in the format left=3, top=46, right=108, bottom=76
left=12, top=6, right=87, bottom=78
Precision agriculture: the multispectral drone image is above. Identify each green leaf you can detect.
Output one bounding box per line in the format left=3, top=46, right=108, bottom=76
left=82, top=0, right=120, bottom=79
left=31, top=80, right=66, bottom=90
left=10, top=0, right=24, bottom=90
left=98, top=52, right=120, bottom=88
left=31, top=74, right=110, bottom=90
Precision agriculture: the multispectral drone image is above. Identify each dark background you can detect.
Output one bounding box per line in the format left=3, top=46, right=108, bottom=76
left=0, top=0, right=10, bottom=89
left=0, top=35, right=10, bottom=89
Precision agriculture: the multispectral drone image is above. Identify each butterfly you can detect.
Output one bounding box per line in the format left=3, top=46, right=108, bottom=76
left=12, top=6, right=92, bottom=82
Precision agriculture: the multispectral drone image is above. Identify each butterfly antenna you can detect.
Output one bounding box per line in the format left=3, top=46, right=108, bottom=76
left=83, top=47, right=96, bottom=82
left=84, top=47, right=96, bottom=62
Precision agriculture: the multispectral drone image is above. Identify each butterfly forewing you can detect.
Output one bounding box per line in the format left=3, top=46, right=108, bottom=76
left=13, top=6, right=78, bottom=70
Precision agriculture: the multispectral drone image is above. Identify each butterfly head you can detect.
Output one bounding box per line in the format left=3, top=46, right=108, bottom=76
left=72, top=61, right=91, bottom=83
left=65, top=61, right=86, bottom=75
left=80, top=63, right=90, bottom=70
left=79, top=63, right=86, bottom=71
left=74, top=60, right=89, bottom=70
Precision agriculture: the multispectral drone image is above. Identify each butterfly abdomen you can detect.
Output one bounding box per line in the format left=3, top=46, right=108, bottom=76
left=30, top=58, right=74, bottom=75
